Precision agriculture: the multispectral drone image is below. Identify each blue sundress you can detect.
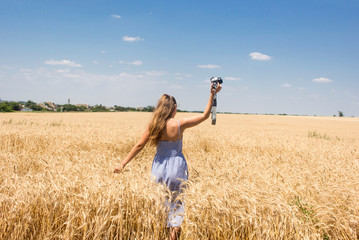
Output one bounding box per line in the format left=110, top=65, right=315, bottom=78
left=151, top=120, right=188, bottom=227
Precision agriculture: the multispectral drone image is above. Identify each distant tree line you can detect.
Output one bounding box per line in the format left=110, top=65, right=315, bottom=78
left=0, top=100, right=157, bottom=113
left=114, top=105, right=155, bottom=112
left=0, top=100, right=350, bottom=116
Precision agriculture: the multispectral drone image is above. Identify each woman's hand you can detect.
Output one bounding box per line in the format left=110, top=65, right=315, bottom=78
left=211, top=83, right=222, bottom=95
left=114, top=163, right=124, bottom=174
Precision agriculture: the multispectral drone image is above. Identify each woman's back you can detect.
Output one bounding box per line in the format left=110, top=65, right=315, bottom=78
left=159, top=118, right=182, bottom=142
left=156, top=119, right=183, bottom=157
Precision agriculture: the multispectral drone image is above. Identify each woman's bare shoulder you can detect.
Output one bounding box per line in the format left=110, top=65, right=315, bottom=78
left=160, top=118, right=180, bottom=141
left=167, top=118, right=179, bottom=130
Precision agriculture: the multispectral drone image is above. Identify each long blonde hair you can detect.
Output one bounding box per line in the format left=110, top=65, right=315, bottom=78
left=148, top=94, right=177, bottom=146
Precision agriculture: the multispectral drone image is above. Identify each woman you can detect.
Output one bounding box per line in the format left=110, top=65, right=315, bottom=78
left=114, top=83, right=222, bottom=239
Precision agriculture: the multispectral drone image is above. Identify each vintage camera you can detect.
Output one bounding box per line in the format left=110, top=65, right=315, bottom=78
left=210, top=77, right=223, bottom=125
left=210, top=77, right=223, bottom=89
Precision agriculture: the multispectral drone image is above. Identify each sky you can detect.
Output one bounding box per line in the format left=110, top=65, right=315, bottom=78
left=1, top=0, right=358, bottom=116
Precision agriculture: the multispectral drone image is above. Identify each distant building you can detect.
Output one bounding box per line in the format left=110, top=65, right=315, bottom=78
left=45, top=102, right=56, bottom=109
left=38, top=103, right=46, bottom=109
left=38, top=102, right=56, bottom=111
left=20, top=108, right=33, bottom=112
left=136, top=107, right=144, bottom=111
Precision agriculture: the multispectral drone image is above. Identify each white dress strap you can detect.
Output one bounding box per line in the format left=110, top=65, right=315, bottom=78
left=177, top=120, right=181, bottom=140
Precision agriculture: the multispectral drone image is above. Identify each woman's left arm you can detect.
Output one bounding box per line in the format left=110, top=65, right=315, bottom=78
left=114, top=127, right=150, bottom=173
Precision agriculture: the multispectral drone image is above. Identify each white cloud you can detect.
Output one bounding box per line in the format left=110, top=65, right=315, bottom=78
left=131, top=60, right=143, bottom=66
left=281, top=83, right=291, bottom=88
left=101, top=50, right=106, bottom=54
left=146, top=71, right=166, bottom=76
left=299, top=87, right=306, bottom=91
left=122, top=36, right=144, bottom=42
left=111, top=14, right=122, bottom=19
left=120, top=60, right=143, bottom=66
left=55, top=69, right=70, bottom=73
left=25, top=68, right=56, bottom=84
left=93, top=60, right=98, bottom=64
left=45, top=59, right=82, bottom=67
left=197, top=64, right=221, bottom=69
left=312, top=77, right=333, bottom=83
left=249, top=52, right=272, bottom=61
left=225, top=77, right=241, bottom=81
left=118, top=72, right=146, bottom=79
left=14, top=67, right=162, bottom=87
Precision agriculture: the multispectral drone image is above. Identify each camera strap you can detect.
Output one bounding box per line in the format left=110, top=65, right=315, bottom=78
left=211, top=93, right=217, bottom=125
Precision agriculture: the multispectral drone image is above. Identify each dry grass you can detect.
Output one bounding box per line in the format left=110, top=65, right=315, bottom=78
left=1, top=112, right=358, bottom=239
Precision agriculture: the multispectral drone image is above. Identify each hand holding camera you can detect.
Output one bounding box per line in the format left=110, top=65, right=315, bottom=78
left=210, top=77, right=223, bottom=125
left=210, top=77, right=223, bottom=95
left=210, top=77, right=223, bottom=89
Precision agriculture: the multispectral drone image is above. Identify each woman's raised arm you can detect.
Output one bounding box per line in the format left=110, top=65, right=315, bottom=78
left=180, top=83, right=222, bottom=130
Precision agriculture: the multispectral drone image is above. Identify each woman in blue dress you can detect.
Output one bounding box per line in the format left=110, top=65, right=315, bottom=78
left=114, top=83, right=222, bottom=239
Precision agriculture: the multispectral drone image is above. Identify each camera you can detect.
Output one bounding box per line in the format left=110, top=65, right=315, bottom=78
left=210, top=77, right=223, bottom=89
left=210, top=77, right=223, bottom=125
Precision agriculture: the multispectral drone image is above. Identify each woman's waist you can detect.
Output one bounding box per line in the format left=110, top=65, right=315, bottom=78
left=155, top=148, right=183, bottom=157
left=152, top=152, right=187, bottom=168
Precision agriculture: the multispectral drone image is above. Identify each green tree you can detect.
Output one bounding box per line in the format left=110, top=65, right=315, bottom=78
left=0, top=102, right=14, bottom=112
left=91, top=104, right=109, bottom=112
left=62, top=104, right=78, bottom=112
left=142, top=105, right=155, bottom=112
left=9, top=102, right=22, bottom=111
left=338, top=111, right=344, bottom=117
left=25, top=100, right=35, bottom=108
left=32, top=105, right=44, bottom=111
left=25, top=100, right=44, bottom=111
left=77, top=106, right=87, bottom=112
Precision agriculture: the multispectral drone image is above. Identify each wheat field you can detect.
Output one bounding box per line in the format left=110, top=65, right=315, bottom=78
left=0, top=112, right=358, bottom=239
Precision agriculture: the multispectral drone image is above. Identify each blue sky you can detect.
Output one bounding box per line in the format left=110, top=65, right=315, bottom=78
left=1, top=0, right=358, bottom=116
